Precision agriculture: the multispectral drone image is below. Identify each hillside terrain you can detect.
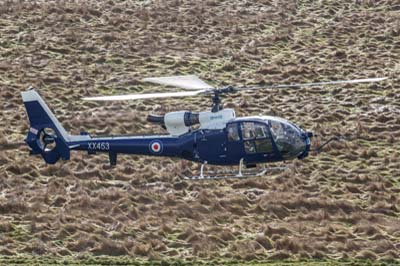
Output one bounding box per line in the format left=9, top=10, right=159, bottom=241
left=0, top=0, right=399, bottom=262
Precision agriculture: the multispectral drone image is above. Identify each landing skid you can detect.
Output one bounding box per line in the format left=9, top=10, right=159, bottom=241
left=184, top=159, right=287, bottom=180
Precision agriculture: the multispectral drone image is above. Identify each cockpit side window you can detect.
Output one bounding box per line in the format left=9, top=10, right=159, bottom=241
left=255, top=139, right=273, bottom=153
left=254, top=123, right=268, bottom=139
left=241, top=122, right=256, bottom=140
left=227, top=123, right=240, bottom=141
left=241, top=122, right=273, bottom=154
left=270, top=120, right=284, bottom=139
left=269, top=120, right=305, bottom=159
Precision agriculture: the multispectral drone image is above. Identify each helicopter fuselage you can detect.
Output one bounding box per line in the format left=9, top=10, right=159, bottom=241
left=68, top=116, right=311, bottom=166
left=22, top=90, right=311, bottom=167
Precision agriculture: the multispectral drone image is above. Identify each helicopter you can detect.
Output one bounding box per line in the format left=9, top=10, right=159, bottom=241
left=21, top=75, right=387, bottom=179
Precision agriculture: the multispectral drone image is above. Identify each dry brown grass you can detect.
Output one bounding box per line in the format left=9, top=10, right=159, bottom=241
left=0, top=0, right=399, bottom=260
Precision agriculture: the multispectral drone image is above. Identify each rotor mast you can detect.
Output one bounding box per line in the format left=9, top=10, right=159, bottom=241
left=211, top=90, right=222, bottom=112
left=211, top=85, right=236, bottom=112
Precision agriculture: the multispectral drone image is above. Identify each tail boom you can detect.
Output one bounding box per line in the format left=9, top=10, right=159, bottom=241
left=68, top=135, right=182, bottom=166
left=21, top=89, right=188, bottom=165
left=21, top=89, right=88, bottom=164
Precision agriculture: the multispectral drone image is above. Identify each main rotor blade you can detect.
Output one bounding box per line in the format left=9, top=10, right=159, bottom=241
left=142, top=75, right=214, bottom=90
left=240, top=77, right=388, bottom=90
left=82, top=89, right=208, bottom=101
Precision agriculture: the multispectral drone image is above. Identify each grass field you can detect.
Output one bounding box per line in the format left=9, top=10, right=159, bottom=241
left=1, top=257, right=399, bottom=266
left=0, top=0, right=399, bottom=263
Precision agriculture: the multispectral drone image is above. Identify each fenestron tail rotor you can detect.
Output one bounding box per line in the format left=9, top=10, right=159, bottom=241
left=38, top=128, right=57, bottom=152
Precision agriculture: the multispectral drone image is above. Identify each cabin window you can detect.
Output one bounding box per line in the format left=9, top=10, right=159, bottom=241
left=227, top=123, right=240, bottom=141
left=244, top=141, right=256, bottom=153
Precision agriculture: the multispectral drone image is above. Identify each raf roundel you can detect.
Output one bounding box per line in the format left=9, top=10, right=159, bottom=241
left=149, top=141, right=163, bottom=154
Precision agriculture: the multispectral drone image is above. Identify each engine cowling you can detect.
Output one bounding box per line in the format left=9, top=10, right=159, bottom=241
left=147, top=108, right=235, bottom=136
left=164, top=111, right=199, bottom=136
left=147, top=111, right=199, bottom=136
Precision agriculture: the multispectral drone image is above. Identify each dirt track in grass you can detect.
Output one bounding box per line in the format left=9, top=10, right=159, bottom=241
left=0, top=0, right=400, bottom=260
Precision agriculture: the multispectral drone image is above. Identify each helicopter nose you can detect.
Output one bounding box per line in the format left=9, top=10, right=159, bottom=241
left=298, top=131, right=312, bottom=159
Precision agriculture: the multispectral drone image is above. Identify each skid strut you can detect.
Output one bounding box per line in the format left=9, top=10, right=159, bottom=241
left=199, top=161, right=207, bottom=179
left=237, top=158, right=244, bottom=177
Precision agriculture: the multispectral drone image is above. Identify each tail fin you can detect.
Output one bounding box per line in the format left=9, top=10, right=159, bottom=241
left=21, top=89, right=70, bottom=164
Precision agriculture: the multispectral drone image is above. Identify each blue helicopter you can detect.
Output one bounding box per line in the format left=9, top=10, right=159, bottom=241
left=22, top=75, right=386, bottom=179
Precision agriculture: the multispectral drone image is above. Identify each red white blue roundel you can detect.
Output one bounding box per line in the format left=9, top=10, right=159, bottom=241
left=149, top=140, right=163, bottom=154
